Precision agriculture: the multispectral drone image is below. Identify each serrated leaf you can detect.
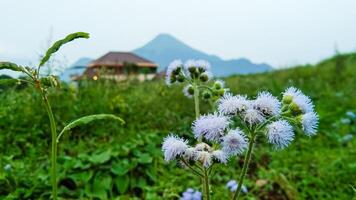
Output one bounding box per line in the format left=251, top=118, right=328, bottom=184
left=39, top=32, right=89, bottom=67
left=57, top=114, right=124, bottom=142
left=115, top=174, right=129, bottom=194
left=0, top=62, right=24, bottom=72
left=89, top=150, right=111, bottom=164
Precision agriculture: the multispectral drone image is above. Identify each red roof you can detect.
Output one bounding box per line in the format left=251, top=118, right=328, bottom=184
left=88, top=52, right=157, bottom=68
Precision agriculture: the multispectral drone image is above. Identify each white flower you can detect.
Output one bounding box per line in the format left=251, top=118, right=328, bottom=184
left=254, top=91, right=281, bottom=116
left=192, top=113, right=230, bottom=142
left=293, top=94, right=314, bottom=114
left=183, top=84, right=194, bottom=98
left=283, top=87, right=315, bottom=114
left=212, top=150, right=228, bottom=164
left=266, top=120, right=294, bottom=149
left=218, top=93, right=250, bottom=115
left=221, top=129, right=248, bottom=156
left=165, top=59, right=183, bottom=85
left=283, top=87, right=302, bottom=99
left=301, top=112, right=319, bottom=136
left=184, top=147, right=197, bottom=160
left=243, top=106, right=265, bottom=124
left=162, top=134, right=189, bottom=161
left=194, top=143, right=212, bottom=152
left=196, top=151, right=212, bottom=168
left=185, top=59, right=210, bottom=71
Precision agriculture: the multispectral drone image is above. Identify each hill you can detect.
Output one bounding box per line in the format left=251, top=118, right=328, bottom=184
left=134, top=34, right=272, bottom=76
left=0, top=52, right=355, bottom=199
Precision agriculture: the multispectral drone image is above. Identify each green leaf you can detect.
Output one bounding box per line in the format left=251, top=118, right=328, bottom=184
left=0, top=79, right=21, bottom=86
left=89, top=150, right=111, bottom=164
left=115, top=174, right=129, bottom=194
left=69, top=171, right=93, bottom=185
left=137, top=153, right=153, bottom=164
left=111, top=159, right=137, bottom=176
left=92, top=174, right=111, bottom=200
left=0, top=62, right=24, bottom=72
left=39, top=32, right=89, bottom=67
left=57, top=114, right=125, bottom=142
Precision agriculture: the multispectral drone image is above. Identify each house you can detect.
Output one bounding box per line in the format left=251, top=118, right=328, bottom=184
left=84, top=52, right=158, bottom=81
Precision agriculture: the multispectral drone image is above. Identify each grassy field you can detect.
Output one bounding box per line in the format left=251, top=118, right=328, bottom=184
left=0, top=53, right=355, bottom=199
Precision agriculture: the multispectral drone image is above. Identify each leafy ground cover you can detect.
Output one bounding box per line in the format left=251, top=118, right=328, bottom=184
left=0, top=53, right=355, bottom=199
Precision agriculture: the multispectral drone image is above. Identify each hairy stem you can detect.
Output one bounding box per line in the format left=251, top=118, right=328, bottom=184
left=194, top=82, right=200, bottom=119
left=204, top=168, right=211, bottom=200
left=194, top=82, right=202, bottom=143
left=40, top=90, right=58, bottom=200
left=232, top=134, right=256, bottom=200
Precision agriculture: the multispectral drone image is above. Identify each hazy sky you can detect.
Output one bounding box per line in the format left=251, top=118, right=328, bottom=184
left=1, top=0, right=356, bottom=69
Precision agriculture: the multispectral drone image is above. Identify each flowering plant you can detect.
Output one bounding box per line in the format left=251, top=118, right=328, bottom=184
left=0, top=32, right=124, bottom=200
left=162, top=59, right=318, bottom=200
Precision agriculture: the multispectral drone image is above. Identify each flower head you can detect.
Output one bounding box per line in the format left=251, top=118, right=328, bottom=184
left=254, top=91, right=281, bottom=116
left=266, top=120, right=294, bottom=149
left=218, top=93, right=250, bottom=115
left=226, top=180, right=248, bottom=193
left=184, top=147, right=197, bottom=160
left=166, top=59, right=183, bottom=85
left=192, top=113, right=230, bottom=142
left=185, top=59, right=210, bottom=72
left=181, top=188, right=202, bottom=200
left=292, top=94, right=314, bottom=114
left=162, top=134, right=189, bottom=161
left=212, top=150, right=228, bottom=164
left=301, top=112, right=319, bottom=136
left=194, top=143, right=213, bottom=152
left=283, top=87, right=315, bottom=114
left=243, top=106, right=265, bottom=124
left=196, top=151, right=213, bottom=168
left=221, top=129, right=248, bottom=156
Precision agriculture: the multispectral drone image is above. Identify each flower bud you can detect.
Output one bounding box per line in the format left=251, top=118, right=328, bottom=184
left=289, top=102, right=302, bottom=115
left=188, top=67, right=197, bottom=73
left=198, top=67, right=206, bottom=73
left=214, top=82, right=222, bottom=90
left=187, top=86, right=195, bottom=95
left=282, top=95, right=293, bottom=104
left=217, top=89, right=225, bottom=96
left=202, top=91, right=211, bottom=99
left=172, top=67, right=181, bottom=75
left=177, top=75, right=185, bottom=82
left=199, top=74, right=209, bottom=82
left=170, top=75, right=177, bottom=84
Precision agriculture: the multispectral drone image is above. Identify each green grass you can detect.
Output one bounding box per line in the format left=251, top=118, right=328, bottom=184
left=0, top=53, right=355, bottom=199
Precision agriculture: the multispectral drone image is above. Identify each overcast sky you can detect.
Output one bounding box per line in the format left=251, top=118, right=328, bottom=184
left=1, top=0, right=356, bottom=70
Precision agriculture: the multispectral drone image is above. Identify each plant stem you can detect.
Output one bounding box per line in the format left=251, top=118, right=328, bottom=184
left=193, top=82, right=200, bottom=119
left=40, top=90, right=58, bottom=200
left=204, top=168, right=210, bottom=200
left=232, top=134, right=256, bottom=200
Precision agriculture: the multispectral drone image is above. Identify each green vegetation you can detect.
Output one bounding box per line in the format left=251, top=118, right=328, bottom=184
left=0, top=53, right=355, bottom=199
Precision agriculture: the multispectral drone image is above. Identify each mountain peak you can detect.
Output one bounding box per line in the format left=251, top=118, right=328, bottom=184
left=134, top=33, right=272, bottom=75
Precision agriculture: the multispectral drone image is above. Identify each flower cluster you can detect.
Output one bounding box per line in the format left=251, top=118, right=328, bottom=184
left=165, top=59, right=228, bottom=101
left=162, top=113, right=249, bottom=168
left=162, top=87, right=319, bottom=169
left=180, top=188, right=202, bottom=200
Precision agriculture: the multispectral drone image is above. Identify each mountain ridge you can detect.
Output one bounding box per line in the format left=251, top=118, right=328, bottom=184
left=133, top=33, right=272, bottom=76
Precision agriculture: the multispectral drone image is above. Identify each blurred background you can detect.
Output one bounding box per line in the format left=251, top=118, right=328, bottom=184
left=0, top=0, right=355, bottom=199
